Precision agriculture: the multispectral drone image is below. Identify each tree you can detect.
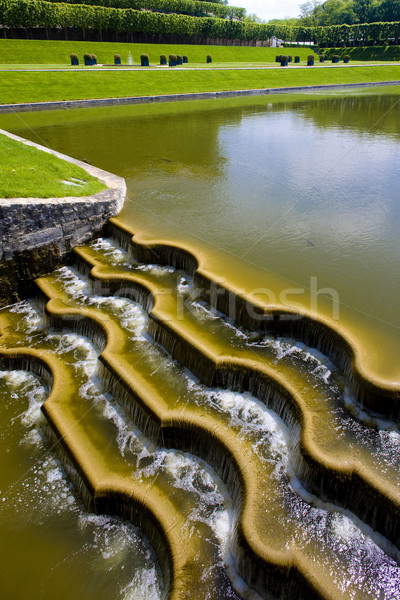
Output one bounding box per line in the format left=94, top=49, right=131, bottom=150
left=299, top=0, right=323, bottom=25
left=244, top=13, right=265, bottom=23
left=379, top=0, right=400, bottom=21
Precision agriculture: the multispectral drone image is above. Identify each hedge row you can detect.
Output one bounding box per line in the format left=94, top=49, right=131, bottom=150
left=45, top=0, right=246, bottom=21
left=312, top=22, right=400, bottom=46
left=0, top=0, right=288, bottom=40
left=1, top=0, right=400, bottom=45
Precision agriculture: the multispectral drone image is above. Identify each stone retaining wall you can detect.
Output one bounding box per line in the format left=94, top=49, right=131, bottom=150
left=0, top=129, right=126, bottom=306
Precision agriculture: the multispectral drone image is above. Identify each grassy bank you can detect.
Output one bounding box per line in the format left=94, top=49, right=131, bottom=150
left=323, top=46, right=400, bottom=61
left=0, top=134, right=105, bottom=198
left=0, top=39, right=317, bottom=65
left=0, top=65, right=399, bottom=105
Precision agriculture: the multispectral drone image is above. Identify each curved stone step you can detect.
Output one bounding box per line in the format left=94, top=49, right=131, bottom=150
left=68, top=248, right=400, bottom=551
left=0, top=346, right=238, bottom=600
left=32, top=269, right=400, bottom=599
left=109, top=218, right=400, bottom=422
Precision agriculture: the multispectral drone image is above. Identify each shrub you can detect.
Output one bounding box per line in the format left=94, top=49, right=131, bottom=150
left=280, top=55, right=288, bottom=66
left=206, top=55, right=212, bottom=63
left=70, top=53, right=79, bottom=66
left=176, top=54, right=183, bottom=65
left=114, top=53, right=121, bottom=65
left=294, top=56, right=300, bottom=63
left=319, top=54, right=326, bottom=62
left=160, top=54, right=167, bottom=65
left=84, top=53, right=92, bottom=66
left=287, top=55, right=292, bottom=62
left=343, top=55, right=350, bottom=63
left=332, top=54, right=340, bottom=63
left=169, top=54, right=177, bottom=67
left=275, top=55, right=282, bottom=62
left=92, top=54, right=97, bottom=65
left=307, top=55, right=314, bottom=66
left=183, top=55, right=188, bottom=63
left=140, top=53, right=149, bottom=66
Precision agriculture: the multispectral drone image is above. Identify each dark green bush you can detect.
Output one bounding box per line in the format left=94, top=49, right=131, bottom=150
left=114, top=53, right=121, bottom=65
left=206, top=55, right=212, bottom=63
left=332, top=54, right=340, bottom=63
left=70, top=53, right=79, bottom=66
left=176, top=54, right=183, bottom=65
left=183, top=55, right=188, bottom=63
left=169, top=54, right=177, bottom=67
left=343, top=55, right=350, bottom=63
left=307, top=54, right=314, bottom=66
left=294, top=56, right=300, bottom=63
left=287, top=55, right=292, bottom=62
left=92, top=54, right=97, bottom=65
left=140, top=53, right=149, bottom=66
left=319, top=54, right=326, bottom=62
left=275, top=55, right=282, bottom=62
left=280, top=55, right=288, bottom=66
left=160, top=54, right=167, bottom=65
left=84, top=53, right=92, bottom=66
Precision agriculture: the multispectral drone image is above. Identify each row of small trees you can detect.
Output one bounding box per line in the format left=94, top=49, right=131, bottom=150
left=71, top=51, right=213, bottom=64
left=46, top=0, right=246, bottom=22
left=1, top=0, right=400, bottom=45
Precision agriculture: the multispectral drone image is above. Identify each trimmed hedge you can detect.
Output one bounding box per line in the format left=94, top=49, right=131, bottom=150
left=44, top=0, right=246, bottom=21
left=1, top=0, right=399, bottom=45
left=0, top=0, right=295, bottom=41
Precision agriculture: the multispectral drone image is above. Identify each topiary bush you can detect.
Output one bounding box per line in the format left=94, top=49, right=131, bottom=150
left=183, top=55, right=188, bottom=64
left=84, top=53, right=92, bottom=66
left=70, top=53, right=79, bottom=66
left=343, top=55, right=350, bottom=63
left=319, top=54, right=326, bottom=62
left=307, top=54, right=314, bottom=66
left=332, top=54, right=340, bottom=63
left=160, top=54, right=167, bottom=65
left=114, top=54, right=121, bottom=65
left=92, top=54, right=97, bottom=65
left=140, top=53, right=149, bottom=66
left=294, top=56, right=300, bottom=63
left=288, top=55, right=292, bottom=62
left=206, top=55, right=212, bottom=63
left=176, top=54, right=183, bottom=65
left=280, top=55, right=288, bottom=66
left=275, top=55, right=282, bottom=62
left=169, top=54, right=177, bottom=67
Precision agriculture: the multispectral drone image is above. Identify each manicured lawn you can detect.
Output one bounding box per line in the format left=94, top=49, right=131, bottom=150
left=0, top=65, right=399, bottom=104
left=0, top=133, right=106, bottom=198
left=0, top=39, right=317, bottom=65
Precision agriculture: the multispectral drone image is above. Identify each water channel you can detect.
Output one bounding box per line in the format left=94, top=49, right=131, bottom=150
left=0, top=86, right=399, bottom=599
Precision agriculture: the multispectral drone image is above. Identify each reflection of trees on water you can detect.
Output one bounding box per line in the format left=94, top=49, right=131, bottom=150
left=276, top=93, right=400, bottom=139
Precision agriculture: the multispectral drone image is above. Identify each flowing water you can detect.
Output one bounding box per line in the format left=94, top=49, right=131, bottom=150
left=0, top=87, right=400, bottom=598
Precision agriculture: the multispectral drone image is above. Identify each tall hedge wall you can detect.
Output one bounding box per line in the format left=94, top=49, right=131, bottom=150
left=0, top=0, right=399, bottom=45
left=44, top=0, right=246, bottom=21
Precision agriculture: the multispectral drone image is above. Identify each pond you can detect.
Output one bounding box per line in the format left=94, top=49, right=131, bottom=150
left=0, top=87, right=399, bottom=599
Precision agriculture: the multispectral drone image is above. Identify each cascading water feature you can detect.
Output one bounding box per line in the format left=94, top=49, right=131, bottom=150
left=1, top=231, right=400, bottom=599
left=1, top=89, right=400, bottom=599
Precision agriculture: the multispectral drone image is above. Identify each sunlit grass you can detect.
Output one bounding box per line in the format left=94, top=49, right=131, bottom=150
left=0, top=134, right=106, bottom=198
left=0, top=65, right=399, bottom=105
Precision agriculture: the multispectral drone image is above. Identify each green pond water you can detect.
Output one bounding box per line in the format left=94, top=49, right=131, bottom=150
left=1, top=87, right=400, bottom=599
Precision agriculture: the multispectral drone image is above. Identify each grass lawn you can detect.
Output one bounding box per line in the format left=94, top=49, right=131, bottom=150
left=0, top=65, right=399, bottom=104
left=0, top=39, right=317, bottom=65
left=0, top=133, right=106, bottom=198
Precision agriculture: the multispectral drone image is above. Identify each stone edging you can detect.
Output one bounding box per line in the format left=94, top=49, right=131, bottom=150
left=0, top=129, right=126, bottom=304
left=0, top=80, right=399, bottom=113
